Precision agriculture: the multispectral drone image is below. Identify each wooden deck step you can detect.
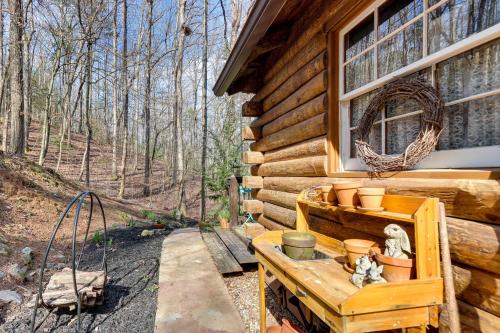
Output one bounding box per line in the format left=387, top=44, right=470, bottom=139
left=202, top=231, right=243, bottom=274
left=215, top=226, right=258, bottom=265
left=154, top=228, right=244, bottom=333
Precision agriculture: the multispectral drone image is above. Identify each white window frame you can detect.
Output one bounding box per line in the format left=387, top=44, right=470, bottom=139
left=338, top=0, right=500, bottom=171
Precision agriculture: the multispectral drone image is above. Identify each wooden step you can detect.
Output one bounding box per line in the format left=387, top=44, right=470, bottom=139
left=202, top=231, right=243, bottom=274
left=154, top=228, right=244, bottom=333
left=215, top=226, right=258, bottom=265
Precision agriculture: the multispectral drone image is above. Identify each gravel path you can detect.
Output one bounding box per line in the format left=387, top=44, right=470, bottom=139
left=1, top=222, right=174, bottom=333
left=224, top=270, right=304, bottom=333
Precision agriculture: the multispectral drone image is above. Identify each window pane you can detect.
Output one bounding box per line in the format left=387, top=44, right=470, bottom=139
left=378, top=0, right=423, bottom=38
left=428, top=0, right=500, bottom=54
left=436, top=38, right=500, bottom=102
left=378, top=19, right=423, bottom=77
left=438, top=94, right=500, bottom=150
left=386, top=114, right=422, bottom=154
left=345, top=49, right=375, bottom=93
left=350, top=124, right=382, bottom=158
left=350, top=90, right=380, bottom=127
left=345, top=14, right=374, bottom=61
left=385, top=97, right=421, bottom=118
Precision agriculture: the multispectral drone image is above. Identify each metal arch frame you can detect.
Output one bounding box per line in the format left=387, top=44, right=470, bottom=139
left=30, top=191, right=108, bottom=333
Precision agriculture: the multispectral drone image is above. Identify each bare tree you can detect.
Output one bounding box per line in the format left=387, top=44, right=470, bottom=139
left=143, top=0, right=153, bottom=196
left=118, top=0, right=129, bottom=198
left=0, top=0, right=8, bottom=152
left=8, top=0, right=25, bottom=156
left=200, top=0, right=208, bottom=221
left=111, top=0, right=119, bottom=179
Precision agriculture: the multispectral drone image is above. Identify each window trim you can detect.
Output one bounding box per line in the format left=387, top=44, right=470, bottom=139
left=336, top=0, right=500, bottom=171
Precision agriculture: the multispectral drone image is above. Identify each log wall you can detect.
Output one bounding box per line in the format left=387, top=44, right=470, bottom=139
left=241, top=0, right=500, bottom=330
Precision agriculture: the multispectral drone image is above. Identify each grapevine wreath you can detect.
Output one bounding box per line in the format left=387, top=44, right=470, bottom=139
left=355, top=77, right=444, bottom=173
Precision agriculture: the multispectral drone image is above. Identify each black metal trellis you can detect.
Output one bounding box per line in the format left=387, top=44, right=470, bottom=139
left=30, top=191, right=108, bottom=333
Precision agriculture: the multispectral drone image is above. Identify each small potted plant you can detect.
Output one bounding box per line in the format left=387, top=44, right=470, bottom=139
left=218, top=209, right=231, bottom=229
left=357, top=187, right=385, bottom=211
left=333, top=181, right=362, bottom=208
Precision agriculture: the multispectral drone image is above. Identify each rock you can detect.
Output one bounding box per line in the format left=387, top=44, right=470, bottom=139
left=21, top=247, right=33, bottom=266
left=0, top=243, right=11, bottom=256
left=8, top=264, right=28, bottom=283
left=0, top=290, right=22, bottom=304
left=140, top=230, right=154, bottom=237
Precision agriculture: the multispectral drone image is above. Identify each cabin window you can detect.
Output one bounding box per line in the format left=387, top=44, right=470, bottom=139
left=338, top=0, right=500, bottom=170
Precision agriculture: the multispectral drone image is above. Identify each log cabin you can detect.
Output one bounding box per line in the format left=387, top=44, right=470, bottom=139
left=214, top=0, right=499, bottom=332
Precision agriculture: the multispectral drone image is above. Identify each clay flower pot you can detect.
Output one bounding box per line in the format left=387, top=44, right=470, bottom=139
left=333, top=181, right=362, bottom=208
left=319, top=185, right=336, bottom=204
left=266, top=326, right=281, bottom=333
left=218, top=217, right=230, bottom=229
left=282, top=232, right=317, bottom=260
left=375, top=253, right=415, bottom=282
left=343, top=239, right=379, bottom=269
left=357, top=187, right=385, bottom=209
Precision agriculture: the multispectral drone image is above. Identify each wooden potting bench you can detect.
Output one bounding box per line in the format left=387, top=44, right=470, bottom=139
left=253, top=190, right=443, bottom=333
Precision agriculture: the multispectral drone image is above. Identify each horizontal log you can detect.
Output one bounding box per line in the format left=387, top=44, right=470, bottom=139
left=255, top=33, right=326, bottom=102
left=251, top=113, right=326, bottom=152
left=251, top=71, right=327, bottom=128
left=262, top=94, right=327, bottom=137
left=242, top=126, right=262, bottom=141
left=242, top=200, right=263, bottom=214
left=251, top=156, right=327, bottom=177
left=441, top=300, right=500, bottom=333
left=262, top=177, right=500, bottom=224
left=257, top=214, right=291, bottom=231
left=241, top=101, right=262, bottom=117
left=264, top=136, right=327, bottom=163
left=262, top=51, right=327, bottom=112
left=242, top=176, right=263, bottom=189
left=263, top=202, right=296, bottom=228
left=253, top=189, right=297, bottom=209
left=453, top=264, right=500, bottom=316
left=243, top=151, right=264, bottom=164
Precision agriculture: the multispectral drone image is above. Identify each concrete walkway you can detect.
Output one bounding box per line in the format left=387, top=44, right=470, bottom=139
left=154, top=228, right=244, bottom=333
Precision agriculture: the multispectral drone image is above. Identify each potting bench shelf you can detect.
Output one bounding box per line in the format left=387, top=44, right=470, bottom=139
left=253, top=191, right=443, bottom=333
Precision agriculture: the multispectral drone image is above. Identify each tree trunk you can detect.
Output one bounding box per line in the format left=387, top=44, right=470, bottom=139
left=173, top=0, right=187, bottom=217
left=111, top=0, right=119, bottom=179
left=200, top=0, right=208, bottom=221
left=118, top=0, right=128, bottom=199
left=22, top=2, right=33, bottom=152
left=83, top=41, right=92, bottom=187
left=143, top=0, right=153, bottom=196
left=0, top=0, right=7, bottom=152
left=8, top=0, right=24, bottom=156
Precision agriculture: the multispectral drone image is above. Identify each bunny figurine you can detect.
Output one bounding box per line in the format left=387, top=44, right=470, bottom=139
left=351, top=255, right=372, bottom=288
left=383, top=224, right=411, bottom=259
left=367, top=261, right=386, bottom=284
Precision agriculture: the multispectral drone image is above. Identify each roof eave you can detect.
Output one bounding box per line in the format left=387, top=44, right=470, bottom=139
left=212, top=0, right=288, bottom=96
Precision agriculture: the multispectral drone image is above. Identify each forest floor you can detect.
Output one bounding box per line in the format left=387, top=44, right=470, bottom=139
left=0, top=122, right=215, bottom=328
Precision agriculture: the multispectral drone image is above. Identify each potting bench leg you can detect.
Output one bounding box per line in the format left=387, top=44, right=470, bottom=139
left=258, top=262, right=266, bottom=333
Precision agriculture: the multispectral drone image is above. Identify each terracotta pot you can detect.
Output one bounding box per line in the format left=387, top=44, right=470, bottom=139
left=282, top=232, right=316, bottom=260
left=152, top=223, right=165, bottom=229
left=218, top=217, right=230, bottom=229
left=319, top=185, right=336, bottom=204
left=375, top=253, right=415, bottom=282
left=343, top=239, right=379, bottom=268
left=357, top=187, right=385, bottom=209
left=281, top=319, right=306, bottom=333
left=333, top=181, right=362, bottom=207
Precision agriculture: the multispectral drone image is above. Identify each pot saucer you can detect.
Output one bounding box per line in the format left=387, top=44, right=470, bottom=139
left=338, top=204, right=355, bottom=209
left=357, top=206, right=384, bottom=212
left=343, top=263, right=355, bottom=273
